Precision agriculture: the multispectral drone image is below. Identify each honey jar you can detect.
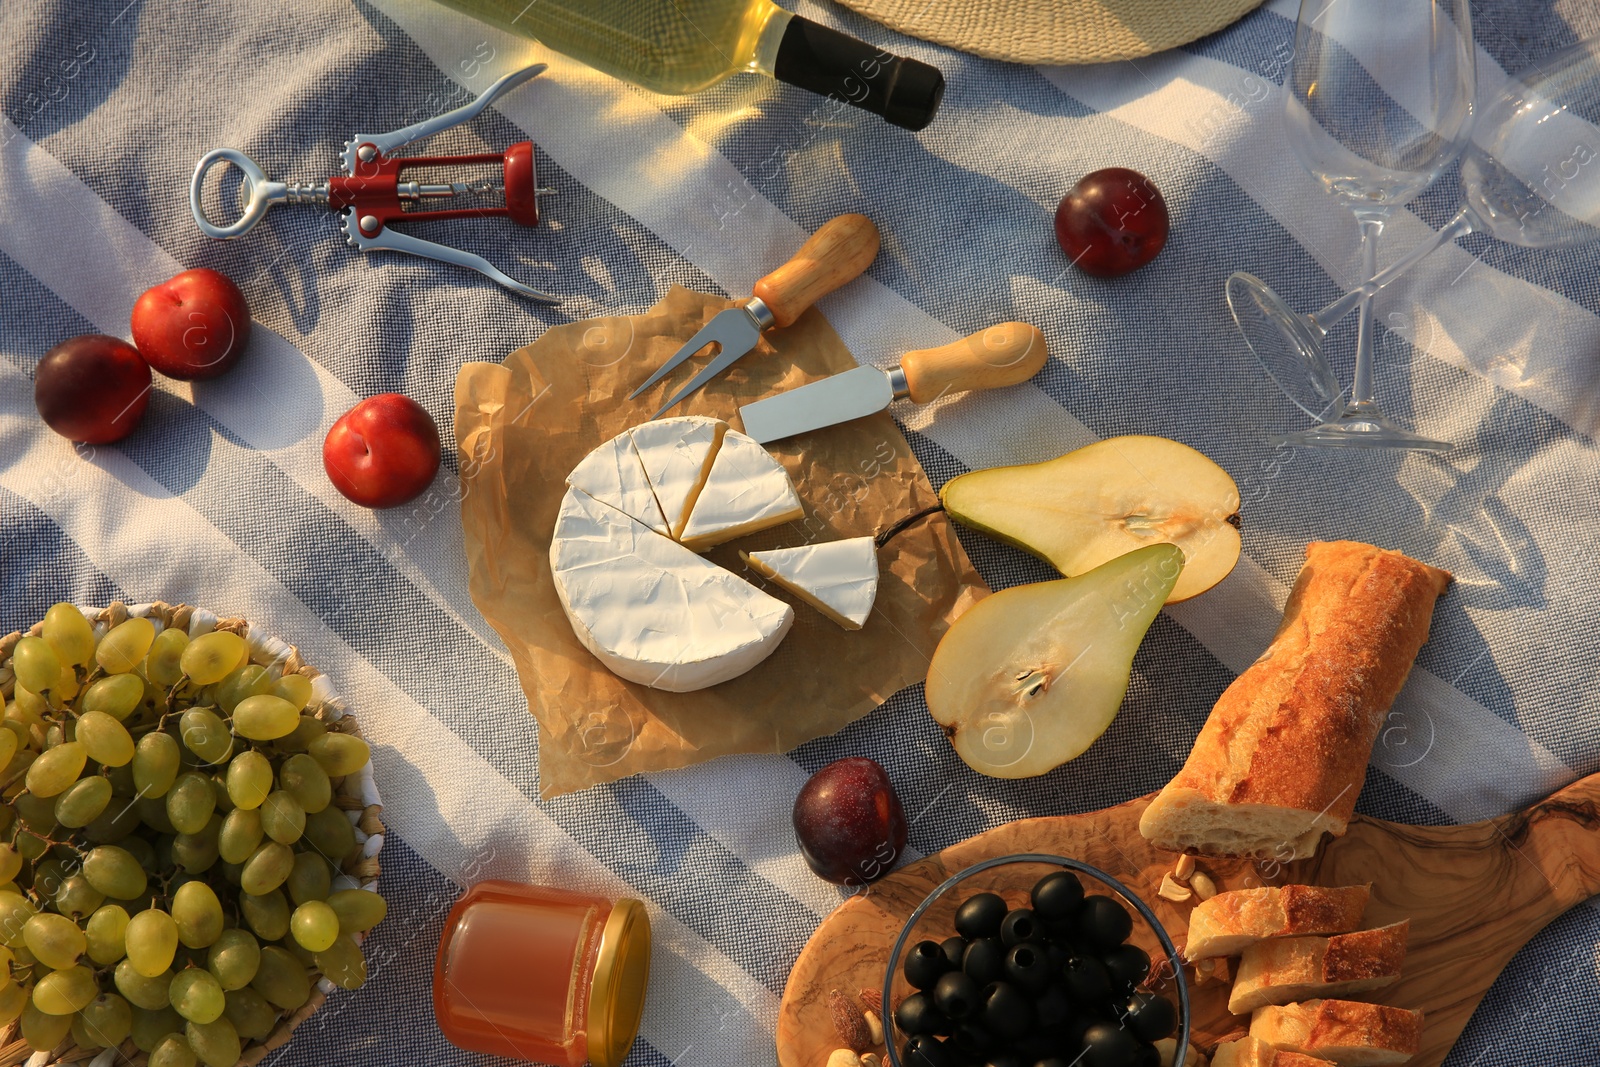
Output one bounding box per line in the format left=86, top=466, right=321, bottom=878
left=433, top=880, right=651, bottom=1066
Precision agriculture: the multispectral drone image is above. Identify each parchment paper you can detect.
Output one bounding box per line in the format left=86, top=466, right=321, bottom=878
left=454, top=286, right=988, bottom=797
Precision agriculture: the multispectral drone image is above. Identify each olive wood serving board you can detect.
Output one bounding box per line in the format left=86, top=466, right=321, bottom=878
left=777, top=776, right=1600, bottom=1067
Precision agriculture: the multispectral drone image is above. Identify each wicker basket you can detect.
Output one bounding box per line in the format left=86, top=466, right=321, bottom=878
left=0, top=601, right=385, bottom=1067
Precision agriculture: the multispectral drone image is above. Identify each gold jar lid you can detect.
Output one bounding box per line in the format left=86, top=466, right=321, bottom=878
left=587, top=897, right=652, bottom=1067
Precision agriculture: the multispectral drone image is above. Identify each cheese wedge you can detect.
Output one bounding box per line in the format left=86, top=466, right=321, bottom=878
left=549, top=487, right=793, bottom=692
left=566, top=433, right=669, bottom=535
left=629, top=415, right=727, bottom=538
left=678, top=430, right=804, bottom=551
left=742, top=537, right=880, bottom=630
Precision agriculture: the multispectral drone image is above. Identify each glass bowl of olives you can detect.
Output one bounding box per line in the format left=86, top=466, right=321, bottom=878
left=882, top=854, right=1189, bottom=1067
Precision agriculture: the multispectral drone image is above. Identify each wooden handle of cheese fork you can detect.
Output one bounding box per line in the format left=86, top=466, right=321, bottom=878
left=751, top=214, right=881, bottom=329
left=900, top=323, right=1049, bottom=404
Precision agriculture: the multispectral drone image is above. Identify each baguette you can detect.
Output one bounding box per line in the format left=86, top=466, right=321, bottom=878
left=1230, top=921, right=1410, bottom=1014
left=1250, top=999, right=1423, bottom=1066
left=1141, top=541, right=1450, bottom=860
left=1212, top=1036, right=1334, bottom=1067
left=1185, top=884, right=1369, bottom=961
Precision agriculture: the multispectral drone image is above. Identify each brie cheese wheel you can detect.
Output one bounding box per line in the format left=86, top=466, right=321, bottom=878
left=742, top=537, right=880, bottom=630
left=678, top=430, right=804, bottom=551
left=549, top=487, right=794, bottom=692
left=566, top=433, right=669, bottom=535
left=628, top=415, right=726, bottom=538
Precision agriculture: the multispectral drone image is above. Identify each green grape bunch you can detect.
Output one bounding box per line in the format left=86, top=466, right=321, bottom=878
left=0, top=604, right=385, bottom=1065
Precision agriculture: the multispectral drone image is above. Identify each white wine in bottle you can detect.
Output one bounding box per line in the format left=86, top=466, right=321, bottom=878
left=428, top=0, right=945, bottom=130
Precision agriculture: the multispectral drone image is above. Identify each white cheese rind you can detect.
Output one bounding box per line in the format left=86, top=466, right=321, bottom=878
left=549, top=487, right=793, bottom=691
left=743, top=537, right=880, bottom=630
left=678, top=430, right=804, bottom=551
left=565, top=433, right=669, bottom=535
left=628, top=415, right=727, bottom=539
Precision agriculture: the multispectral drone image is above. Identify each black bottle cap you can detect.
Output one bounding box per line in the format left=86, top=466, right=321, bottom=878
left=774, top=16, right=946, bottom=131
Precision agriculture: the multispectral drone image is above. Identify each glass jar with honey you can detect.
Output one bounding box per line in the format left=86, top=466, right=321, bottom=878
left=433, top=881, right=651, bottom=1066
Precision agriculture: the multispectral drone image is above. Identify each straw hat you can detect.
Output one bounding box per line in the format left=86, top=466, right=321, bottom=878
left=838, top=0, right=1269, bottom=64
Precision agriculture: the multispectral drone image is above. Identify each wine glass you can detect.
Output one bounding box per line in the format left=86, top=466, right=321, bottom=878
left=1228, top=0, right=1476, bottom=449
left=1232, top=35, right=1600, bottom=436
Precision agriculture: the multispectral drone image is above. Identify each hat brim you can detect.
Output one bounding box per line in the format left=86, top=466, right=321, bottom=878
left=836, top=0, right=1270, bottom=64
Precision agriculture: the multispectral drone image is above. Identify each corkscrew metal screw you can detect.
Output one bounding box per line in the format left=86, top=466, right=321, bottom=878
left=188, top=63, right=561, bottom=302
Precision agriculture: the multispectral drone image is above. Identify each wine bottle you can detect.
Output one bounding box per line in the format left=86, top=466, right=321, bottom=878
left=427, top=0, right=945, bottom=130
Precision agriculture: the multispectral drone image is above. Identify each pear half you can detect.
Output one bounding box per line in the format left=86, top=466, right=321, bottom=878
left=926, top=544, right=1182, bottom=779
left=941, top=435, right=1240, bottom=603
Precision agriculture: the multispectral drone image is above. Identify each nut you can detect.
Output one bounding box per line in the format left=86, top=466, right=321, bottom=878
left=1192, top=957, right=1217, bottom=985
left=1189, top=870, right=1218, bottom=901
left=826, top=1051, right=864, bottom=1067
left=828, top=989, right=872, bottom=1052
left=1157, top=873, right=1193, bottom=902
left=861, top=1055, right=882, bottom=1067
left=857, top=988, right=882, bottom=1014
left=1174, top=854, right=1196, bottom=881
left=863, top=1010, right=884, bottom=1047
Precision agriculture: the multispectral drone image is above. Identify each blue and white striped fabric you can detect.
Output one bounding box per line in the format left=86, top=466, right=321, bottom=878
left=5, top=1, right=1600, bottom=1064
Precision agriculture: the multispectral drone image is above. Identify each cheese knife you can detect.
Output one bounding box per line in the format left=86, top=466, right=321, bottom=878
left=630, top=214, right=881, bottom=416
left=737, top=323, right=1048, bottom=444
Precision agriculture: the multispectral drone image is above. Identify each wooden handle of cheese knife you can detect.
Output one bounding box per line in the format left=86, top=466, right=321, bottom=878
left=900, top=323, right=1049, bottom=404
left=751, top=214, right=881, bottom=328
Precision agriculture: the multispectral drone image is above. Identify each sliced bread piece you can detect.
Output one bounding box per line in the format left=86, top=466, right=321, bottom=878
left=1212, top=1035, right=1334, bottom=1067
left=1250, top=999, right=1423, bottom=1067
left=1230, top=921, right=1409, bottom=1014
left=1185, top=884, right=1369, bottom=960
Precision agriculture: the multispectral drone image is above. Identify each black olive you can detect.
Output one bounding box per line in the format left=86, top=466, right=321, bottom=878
left=1121, top=992, right=1177, bottom=1042
left=1033, top=1059, right=1073, bottom=1067
left=1061, top=1015, right=1092, bottom=1049
left=980, top=982, right=1035, bottom=1041
left=1032, top=983, right=1073, bottom=1027
left=964, top=937, right=1007, bottom=986
left=1004, top=942, right=1051, bottom=993
left=895, top=991, right=944, bottom=1036
left=1030, top=871, right=1085, bottom=919
left=955, top=892, right=1008, bottom=939
left=934, top=970, right=981, bottom=1020
left=1131, top=1043, right=1161, bottom=1067
left=999, top=907, right=1040, bottom=947
left=905, top=939, right=950, bottom=990
left=1075, top=896, right=1133, bottom=952
left=950, top=1021, right=994, bottom=1056
left=983, top=1057, right=1024, bottom=1067
left=1101, top=944, right=1151, bottom=996
left=1045, top=942, right=1071, bottom=974
left=1010, top=1029, right=1068, bottom=1061
left=1081, top=1021, right=1141, bottom=1067
left=941, top=935, right=970, bottom=969
left=903, top=1034, right=956, bottom=1067
left=1061, top=954, right=1113, bottom=1004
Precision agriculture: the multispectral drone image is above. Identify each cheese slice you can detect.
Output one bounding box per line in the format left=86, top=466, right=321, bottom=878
left=741, top=537, right=879, bottom=630
left=628, top=415, right=727, bottom=539
left=565, top=433, right=669, bottom=535
left=549, top=487, right=793, bottom=691
left=678, top=430, right=804, bottom=551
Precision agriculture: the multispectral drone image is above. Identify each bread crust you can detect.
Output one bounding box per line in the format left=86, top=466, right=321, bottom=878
left=1142, top=542, right=1450, bottom=858
left=1212, top=1036, right=1335, bottom=1067
left=1250, top=999, right=1423, bottom=1065
left=1230, top=921, right=1409, bottom=1013
left=1185, top=884, right=1370, bottom=961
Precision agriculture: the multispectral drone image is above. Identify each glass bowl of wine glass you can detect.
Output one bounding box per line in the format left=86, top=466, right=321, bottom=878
left=882, top=854, right=1190, bottom=1067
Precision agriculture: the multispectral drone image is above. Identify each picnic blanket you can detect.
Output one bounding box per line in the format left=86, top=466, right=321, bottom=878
left=4, top=0, right=1599, bottom=1064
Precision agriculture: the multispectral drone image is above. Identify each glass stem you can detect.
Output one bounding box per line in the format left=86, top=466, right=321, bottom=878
left=1348, top=219, right=1383, bottom=412
left=1310, top=208, right=1476, bottom=333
